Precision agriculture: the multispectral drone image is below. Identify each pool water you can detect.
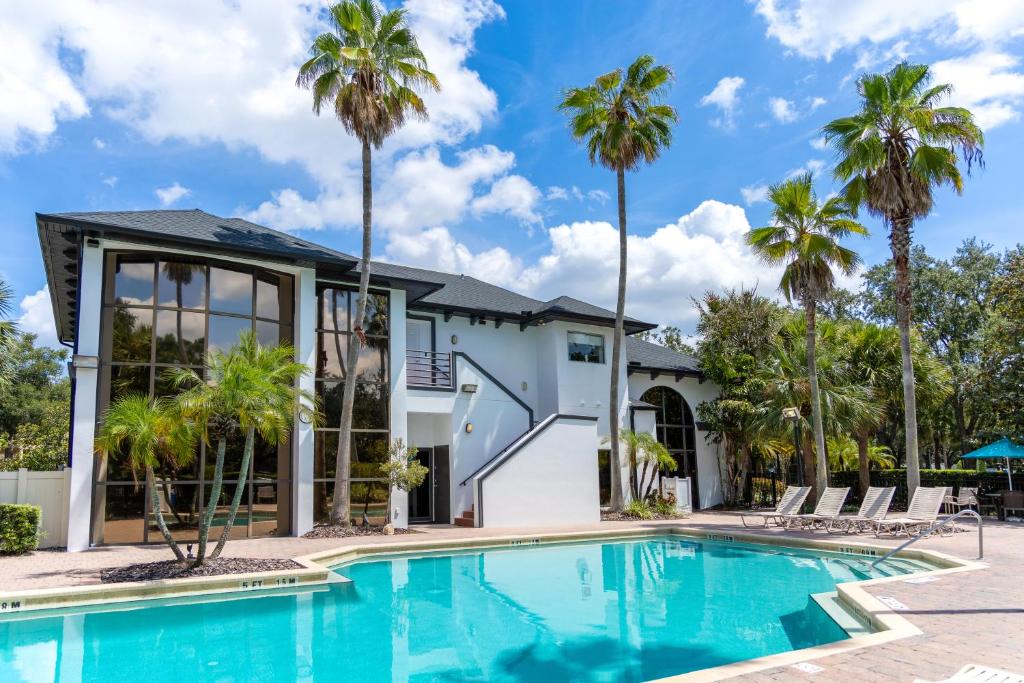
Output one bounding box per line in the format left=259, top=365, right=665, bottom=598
left=0, top=536, right=926, bottom=682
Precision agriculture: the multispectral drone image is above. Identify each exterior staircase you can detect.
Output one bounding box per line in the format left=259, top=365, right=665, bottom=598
left=454, top=505, right=475, bottom=527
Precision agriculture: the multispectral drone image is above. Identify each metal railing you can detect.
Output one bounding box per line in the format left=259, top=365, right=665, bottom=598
left=872, top=509, right=984, bottom=567
left=407, top=349, right=453, bottom=388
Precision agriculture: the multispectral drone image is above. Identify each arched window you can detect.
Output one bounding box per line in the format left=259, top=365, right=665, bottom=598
left=640, top=386, right=700, bottom=509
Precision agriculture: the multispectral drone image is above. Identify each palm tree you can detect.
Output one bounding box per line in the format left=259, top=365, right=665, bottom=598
left=558, top=55, right=678, bottom=510
left=824, top=61, right=983, bottom=497
left=613, top=429, right=676, bottom=502
left=169, top=331, right=314, bottom=564
left=95, top=395, right=197, bottom=560
left=746, top=174, right=868, bottom=498
left=826, top=435, right=894, bottom=473
left=297, top=0, right=439, bottom=527
left=0, top=277, right=17, bottom=393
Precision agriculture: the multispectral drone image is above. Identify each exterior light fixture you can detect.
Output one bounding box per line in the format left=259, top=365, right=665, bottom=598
left=521, top=381, right=528, bottom=391
left=298, top=407, right=314, bottom=425
left=781, top=406, right=804, bottom=486
left=461, top=383, right=478, bottom=394
left=781, top=406, right=800, bottom=422
left=465, top=422, right=474, bottom=434
left=451, top=334, right=458, bottom=345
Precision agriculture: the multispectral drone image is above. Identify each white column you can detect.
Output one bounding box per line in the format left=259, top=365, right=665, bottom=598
left=67, top=241, right=104, bottom=552
left=292, top=267, right=316, bottom=536
left=389, top=288, right=409, bottom=528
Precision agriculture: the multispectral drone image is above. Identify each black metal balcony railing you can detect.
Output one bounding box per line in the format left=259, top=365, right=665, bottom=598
left=407, top=349, right=453, bottom=388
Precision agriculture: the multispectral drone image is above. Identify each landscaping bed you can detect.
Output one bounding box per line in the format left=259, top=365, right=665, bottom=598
left=100, top=557, right=302, bottom=583
left=602, top=510, right=689, bottom=522
left=302, top=524, right=418, bottom=539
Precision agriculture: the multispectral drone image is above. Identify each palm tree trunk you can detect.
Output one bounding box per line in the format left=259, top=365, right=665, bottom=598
left=856, top=431, right=870, bottom=499
left=804, top=300, right=829, bottom=498
left=147, top=466, right=185, bottom=561
left=195, top=437, right=226, bottom=566
left=890, top=216, right=920, bottom=497
left=211, top=425, right=255, bottom=558
left=607, top=166, right=627, bottom=512
left=332, top=138, right=373, bottom=526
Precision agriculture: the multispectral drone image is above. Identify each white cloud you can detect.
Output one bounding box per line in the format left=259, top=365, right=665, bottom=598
left=700, top=76, right=746, bottom=129
left=753, top=0, right=1024, bottom=61
left=768, top=97, right=798, bottom=123
left=809, top=96, right=827, bottom=111
left=384, top=226, right=523, bottom=287
left=471, top=174, right=542, bottom=226
left=931, top=51, right=1024, bottom=129
left=786, top=158, right=827, bottom=178
left=546, top=186, right=569, bottom=201
left=101, top=174, right=118, bottom=187
left=587, top=189, right=610, bottom=204
left=810, top=137, right=828, bottom=150
left=571, top=186, right=584, bottom=201
left=17, top=287, right=60, bottom=349
left=740, top=183, right=770, bottom=205
left=92, top=137, right=106, bottom=150
left=155, top=182, right=191, bottom=206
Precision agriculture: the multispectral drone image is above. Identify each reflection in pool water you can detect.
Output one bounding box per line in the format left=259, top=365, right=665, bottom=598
left=0, top=537, right=924, bottom=682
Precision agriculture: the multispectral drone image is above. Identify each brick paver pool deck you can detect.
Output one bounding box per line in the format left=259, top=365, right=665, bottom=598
left=1, top=512, right=1021, bottom=681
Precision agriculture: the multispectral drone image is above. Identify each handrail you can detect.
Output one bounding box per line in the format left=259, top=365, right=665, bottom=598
left=872, top=509, right=983, bottom=567
left=458, top=422, right=538, bottom=487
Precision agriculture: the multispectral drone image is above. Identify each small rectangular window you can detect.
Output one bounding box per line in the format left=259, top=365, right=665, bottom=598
left=568, top=331, right=605, bottom=364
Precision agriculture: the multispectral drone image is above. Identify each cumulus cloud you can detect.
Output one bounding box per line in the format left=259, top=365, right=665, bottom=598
left=768, top=97, right=798, bottom=123
left=786, top=159, right=827, bottom=178
left=700, top=76, right=746, bottom=129
left=810, top=137, right=828, bottom=150
left=155, top=182, right=191, bottom=206
left=17, top=287, right=60, bottom=349
left=931, top=51, right=1024, bottom=129
left=546, top=186, right=569, bottom=201
left=384, top=226, right=523, bottom=287
left=587, top=189, right=610, bottom=204
left=471, top=174, right=542, bottom=226
left=740, top=183, right=770, bottom=205
left=809, top=96, right=827, bottom=111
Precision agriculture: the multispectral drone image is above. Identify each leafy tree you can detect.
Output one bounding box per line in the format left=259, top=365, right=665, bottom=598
left=559, top=55, right=678, bottom=512
left=826, top=435, right=894, bottom=472
left=746, top=173, right=867, bottom=498
left=0, top=333, right=70, bottom=464
left=169, top=331, right=315, bottom=564
left=95, top=395, right=197, bottom=559
left=0, top=389, right=70, bottom=471
left=825, top=61, right=984, bottom=497
left=638, top=325, right=694, bottom=356
left=297, top=0, right=439, bottom=527
left=978, top=249, right=1024, bottom=440
left=379, top=438, right=428, bottom=525
left=612, top=429, right=676, bottom=502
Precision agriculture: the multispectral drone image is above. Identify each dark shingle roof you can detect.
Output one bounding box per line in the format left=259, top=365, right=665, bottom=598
left=625, top=336, right=701, bottom=375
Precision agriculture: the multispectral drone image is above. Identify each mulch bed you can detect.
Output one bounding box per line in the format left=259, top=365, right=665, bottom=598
left=302, top=524, right=418, bottom=539
left=100, top=557, right=302, bottom=583
left=601, top=511, right=690, bottom=522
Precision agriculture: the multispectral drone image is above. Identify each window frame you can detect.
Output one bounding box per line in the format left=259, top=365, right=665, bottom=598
left=567, top=330, right=606, bottom=364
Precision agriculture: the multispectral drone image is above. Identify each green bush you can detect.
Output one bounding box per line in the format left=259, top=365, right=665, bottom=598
left=0, top=503, right=41, bottom=554
left=623, top=499, right=655, bottom=520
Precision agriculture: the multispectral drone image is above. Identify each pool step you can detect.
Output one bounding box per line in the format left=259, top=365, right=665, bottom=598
left=454, top=506, right=475, bottom=527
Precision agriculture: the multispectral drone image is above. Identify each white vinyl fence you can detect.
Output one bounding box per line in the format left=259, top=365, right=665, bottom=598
left=0, top=468, right=71, bottom=548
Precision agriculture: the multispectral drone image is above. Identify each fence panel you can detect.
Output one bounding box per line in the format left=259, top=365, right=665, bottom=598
left=831, top=469, right=1010, bottom=510
left=0, top=468, right=71, bottom=548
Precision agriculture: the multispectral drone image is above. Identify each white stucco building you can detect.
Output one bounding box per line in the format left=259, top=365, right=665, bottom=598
left=36, top=209, right=722, bottom=551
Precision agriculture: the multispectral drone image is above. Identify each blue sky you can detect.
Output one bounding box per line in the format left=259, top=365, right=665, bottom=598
left=2, top=0, right=1023, bottom=346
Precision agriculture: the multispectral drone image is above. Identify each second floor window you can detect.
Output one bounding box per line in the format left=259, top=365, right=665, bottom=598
left=568, top=331, right=605, bottom=364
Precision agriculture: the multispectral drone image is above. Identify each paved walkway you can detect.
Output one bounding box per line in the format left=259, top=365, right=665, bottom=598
left=1, top=512, right=1021, bottom=681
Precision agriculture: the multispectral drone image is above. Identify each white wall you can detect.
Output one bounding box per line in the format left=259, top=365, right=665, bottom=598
left=477, top=415, right=600, bottom=527
left=389, top=288, right=409, bottom=528
left=292, top=267, right=316, bottom=536
left=627, top=373, right=724, bottom=509
left=0, top=469, right=71, bottom=548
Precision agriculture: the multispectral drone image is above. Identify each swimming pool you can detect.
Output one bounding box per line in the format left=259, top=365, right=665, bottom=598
left=0, top=535, right=929, bottom=682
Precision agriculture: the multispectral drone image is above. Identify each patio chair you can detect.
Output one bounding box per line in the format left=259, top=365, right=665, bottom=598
left=914, top=663, right=1024, bottom=683
left=874, top=487, right=946, bottom=537
left=783, top=487, right=850, bottom=529
left=826, top=486, right=895, bottom=533
left=945, top=487, right=978, bottom=514
left=1003, top=491, right=1024, bottom=519
left=740, top=486, right=811, bottom=527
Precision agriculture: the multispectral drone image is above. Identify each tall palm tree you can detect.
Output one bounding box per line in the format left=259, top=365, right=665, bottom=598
left=0, top=277, right=17, bottom=393
left=95, top=395, right=197, bottom=560
left=558, top=55, right=678, bottom=511
left=824, top=61, right=983, bottom=497
left=297, top=0, right=439, bottom=526
left=746, top=174, right=868, bottom=497
left=169, top=331, right=315, bottom=564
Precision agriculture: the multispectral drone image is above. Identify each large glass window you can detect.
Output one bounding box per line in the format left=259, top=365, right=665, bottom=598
left=314, top=287, right=390, bottom=523
left=568, top=331, right=605, bottom=364
left=96, top=253, right=294, bottom=545
left=640, top=386, right=700, bottom=509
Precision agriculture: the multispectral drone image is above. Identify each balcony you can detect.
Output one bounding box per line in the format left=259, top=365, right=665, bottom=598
left=407, top=349, right=453, bottom=388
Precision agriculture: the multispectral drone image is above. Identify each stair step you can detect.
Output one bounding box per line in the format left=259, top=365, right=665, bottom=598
left=454, top=516, right=474, bottom=527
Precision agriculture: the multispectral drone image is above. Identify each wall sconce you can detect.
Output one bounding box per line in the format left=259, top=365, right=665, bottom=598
left=521, top=381, right=528, bottom=391
left=298, top=407, right=314, bottom=425
left=465, top=422, right=474, bottom=434
left=461, top=383, right=478, bottom=394
left=451, top=334, right=459, bottom=345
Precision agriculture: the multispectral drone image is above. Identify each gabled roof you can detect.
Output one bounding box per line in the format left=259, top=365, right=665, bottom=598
left=36, top=208, right=656, bottom=344
left=625, top=336, right=702, bottom=377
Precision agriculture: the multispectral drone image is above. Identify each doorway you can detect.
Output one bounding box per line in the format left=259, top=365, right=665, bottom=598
left=409, top=446, right=451, bottom=524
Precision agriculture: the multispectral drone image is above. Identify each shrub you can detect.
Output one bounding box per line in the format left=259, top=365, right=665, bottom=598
left=623, top=499, right=655, bottom=520
left=0, top=503, right=41, bottom=554
left=654, top=495, right=677, bottom=516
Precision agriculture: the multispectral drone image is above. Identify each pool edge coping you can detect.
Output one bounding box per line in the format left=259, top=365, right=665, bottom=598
left=0, top=524, right=987, bottom=682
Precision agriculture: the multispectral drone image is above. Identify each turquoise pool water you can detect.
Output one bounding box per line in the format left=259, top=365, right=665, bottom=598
left=0, top=536, right=926, bottom=682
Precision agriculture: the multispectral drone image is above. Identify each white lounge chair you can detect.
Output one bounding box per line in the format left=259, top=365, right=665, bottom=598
left=740, top=486, right=811, bottom=527
left=826, top=486, right=895, bottom=533
left=914, top=663, right=1024, bottom=683
left=874, top=487, right=947, bottom=537
left=784, top=487, right=850, bottom=529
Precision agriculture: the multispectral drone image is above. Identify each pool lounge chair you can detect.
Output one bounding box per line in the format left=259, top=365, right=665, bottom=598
left=874, top=487, right=947, bottom=537
left=826, top=486, right=895, bottom=533
left=739, top=486, right=811, bottom=527
left=914, top=663, right=1024, bottom=683
left=783, top=487, right=850, bottom=529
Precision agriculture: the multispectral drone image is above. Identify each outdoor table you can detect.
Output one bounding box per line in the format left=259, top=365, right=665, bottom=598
left=978, top=493, right=1005, bottom=521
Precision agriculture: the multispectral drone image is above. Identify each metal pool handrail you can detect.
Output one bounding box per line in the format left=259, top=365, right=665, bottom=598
left=872, top=509, right=983, bottom=567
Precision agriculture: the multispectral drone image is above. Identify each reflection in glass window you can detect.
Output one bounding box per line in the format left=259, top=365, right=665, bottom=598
left=256, top=275, right=281, bottom=320
left=157, top=262, right=206, bottom=309
left=114, top=257, right=155, bottom=305
left=208, top=314, right=251, bottom=353
left=568, top=331, right=605, bottom=364
left=111, top=307, right=153, bottom=362
left=109, top=364, right=150, bottom=401
left=319, top=288, right=349, bottom=331
left=318, top=334, right=348, bottom=380
left=352, top=292, right=389, bottom=335
left=155, top=310, right=206, bottom=364
left=209, top=267, right=253, bottom=315
left=255, top=320, right=280, bottom=348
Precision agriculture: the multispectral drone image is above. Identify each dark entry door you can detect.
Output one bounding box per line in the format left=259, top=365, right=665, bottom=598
left=409, top=448, right=433, bottom=522
left=433, top=446, right=451, bottom=524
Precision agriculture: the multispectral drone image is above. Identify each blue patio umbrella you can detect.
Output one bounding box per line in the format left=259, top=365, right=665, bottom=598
left=960, top=437, right=1024, bottom=490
